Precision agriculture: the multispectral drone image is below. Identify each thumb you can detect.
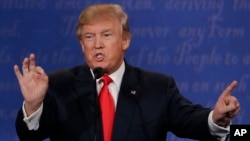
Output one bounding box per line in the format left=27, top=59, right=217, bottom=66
left=35, top=66, right=45, bottom=74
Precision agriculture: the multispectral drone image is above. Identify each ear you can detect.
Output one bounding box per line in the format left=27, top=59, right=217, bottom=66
left=122, top=37, right=131, bottom=51
left=80, top=40, right=85, bottom=52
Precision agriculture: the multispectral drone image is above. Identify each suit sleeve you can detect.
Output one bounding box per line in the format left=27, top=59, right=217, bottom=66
left=15, top=87, right=58, bottom=141
left=165, top=77, right=218, bottom=141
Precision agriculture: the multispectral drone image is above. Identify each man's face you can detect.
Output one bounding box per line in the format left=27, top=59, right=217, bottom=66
left=80, top=18, right=130, bottom=74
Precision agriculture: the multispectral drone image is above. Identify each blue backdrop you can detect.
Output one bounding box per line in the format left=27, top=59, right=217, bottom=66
left=1, top=0, right=250, bottom=140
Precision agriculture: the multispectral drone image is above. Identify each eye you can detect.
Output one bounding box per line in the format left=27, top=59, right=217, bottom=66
left=104, top=33, right=111, bottom=37
left=102, top=32, right=112, bottom=38
left=84, top=34, right=94, bottom=40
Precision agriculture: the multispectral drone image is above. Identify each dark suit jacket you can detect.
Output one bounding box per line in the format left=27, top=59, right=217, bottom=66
left=16, top=63, right=218, bottom=141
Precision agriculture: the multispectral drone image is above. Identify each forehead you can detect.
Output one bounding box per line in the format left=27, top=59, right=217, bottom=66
left=82, top=17, right=121, bottom=33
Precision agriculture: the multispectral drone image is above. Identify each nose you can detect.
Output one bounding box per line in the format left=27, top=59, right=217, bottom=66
left=94, top=36, right=103, bottom=49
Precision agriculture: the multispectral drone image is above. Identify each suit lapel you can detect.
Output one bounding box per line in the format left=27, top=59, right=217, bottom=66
left=73, top=65, right=103, bottom=141
left=112, top=64, right=140, bottom=141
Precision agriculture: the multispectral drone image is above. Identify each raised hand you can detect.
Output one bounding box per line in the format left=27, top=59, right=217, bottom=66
left=212, top=80, right=240, bottom=127
left=14, top=53, right=48, bottom=116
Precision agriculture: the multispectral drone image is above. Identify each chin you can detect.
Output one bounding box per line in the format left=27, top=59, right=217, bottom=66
left=91, top=62, right=111, bottom=73
left=92, top=63, right=106, bottom=70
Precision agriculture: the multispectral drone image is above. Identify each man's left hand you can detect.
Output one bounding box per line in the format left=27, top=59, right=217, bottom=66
left=213, top=80, right=240, bottom=127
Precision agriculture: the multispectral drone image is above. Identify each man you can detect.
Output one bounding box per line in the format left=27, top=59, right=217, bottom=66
left=14, top=3, right=240, bottom=141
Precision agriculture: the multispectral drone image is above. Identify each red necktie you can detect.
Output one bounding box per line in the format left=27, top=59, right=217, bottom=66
left=99, top=75, right=114, bottom=141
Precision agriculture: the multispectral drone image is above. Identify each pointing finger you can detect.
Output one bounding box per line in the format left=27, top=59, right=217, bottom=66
left=221, top=80, right=238, bottom=97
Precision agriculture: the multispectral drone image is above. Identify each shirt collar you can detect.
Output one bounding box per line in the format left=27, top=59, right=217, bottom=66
left=90, top=61, right=125, bottom=87
left=108, top=61, right=125, bottom=87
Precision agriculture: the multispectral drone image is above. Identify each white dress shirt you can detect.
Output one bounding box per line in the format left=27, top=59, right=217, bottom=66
left=95, top=61, right=125, bottom=109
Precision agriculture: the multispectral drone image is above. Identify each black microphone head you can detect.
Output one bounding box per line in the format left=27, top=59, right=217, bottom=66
left=93, top=67, right=104, bottom=79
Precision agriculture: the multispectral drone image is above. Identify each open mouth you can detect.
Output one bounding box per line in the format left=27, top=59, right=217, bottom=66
left=95, top=53, right=104, bottom=61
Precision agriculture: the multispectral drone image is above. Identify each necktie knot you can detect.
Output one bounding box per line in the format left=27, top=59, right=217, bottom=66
left=101, top=75, right=112, bottom=86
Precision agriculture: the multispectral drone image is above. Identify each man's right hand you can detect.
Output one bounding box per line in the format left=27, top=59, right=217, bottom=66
left=14, top=53, right=48, bottom=116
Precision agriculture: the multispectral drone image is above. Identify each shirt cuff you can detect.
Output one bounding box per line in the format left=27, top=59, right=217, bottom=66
left=22, top=101, right=43, bottom=130
left=208, top=110, right=230, bottom=141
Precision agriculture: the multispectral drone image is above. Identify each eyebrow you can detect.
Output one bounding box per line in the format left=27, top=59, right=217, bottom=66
left=101, top=29, right=113, bottom=34
left=82, top=32, right=94, bottom=36
left=82, top=28, right=114, bottom=36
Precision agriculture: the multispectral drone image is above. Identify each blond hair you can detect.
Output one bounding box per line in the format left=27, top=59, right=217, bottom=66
left=76, top=4, right=131, bottom=40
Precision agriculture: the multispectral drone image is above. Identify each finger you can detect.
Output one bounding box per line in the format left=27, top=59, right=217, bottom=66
left=227, top=106, right=240, bottom=118
left=225, top=98, right=239, bottom=113
left=35, top=66, right=45, bottom=74
left=36, top=66, right=48, bottom=81
left=14, top=65, right=23, bottom=80
left=224, top=95, right=238, bottom=107
left=233, top=106, right=240, bottom=116
left=235, top=101, right=240, bottom=109
left=29, top=53, right=36, bottom=71
left=221, top=80, right=238, bottom=97
left=22, top=57, right=29, bottom=75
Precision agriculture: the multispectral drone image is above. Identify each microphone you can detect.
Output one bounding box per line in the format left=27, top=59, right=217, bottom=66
left=93, top=67, right=104, bottom=79
left=93, top=67, right=104, bottom=141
